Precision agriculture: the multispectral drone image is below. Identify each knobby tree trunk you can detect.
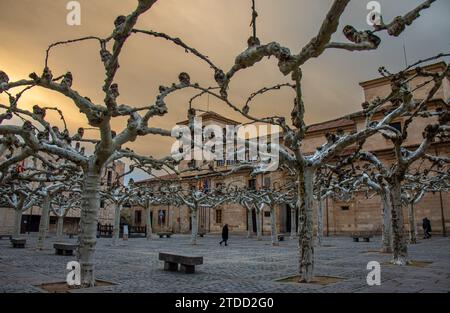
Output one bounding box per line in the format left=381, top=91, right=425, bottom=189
left=390, top=181, right=408, bottom=265
left=191, top=207, right=198, bottom=245
left=408, top=203, right=417, bottom=244
left=146, top=202, right=152, bottom=240
left=290, top=205, right=296, bottom=239
left=56, top=216, right=64, bottom=240
left=298, top=167, right=315, bottom=283
left=380, top=190, right=393, bottom=253
left=78, top=169, right=101, bottom=287
left=112, top=204, right=122, bottom=245
left=36, top=196, right=50, bottom=250
left=13, top=209, right=22, bottom=237
left=317, top=197, right=324, bottom=246
left=247, top=208, right=253, bottom=238
left=256, top=209, right=262, bottom=240
left=270, top=205, right=278, bottom=246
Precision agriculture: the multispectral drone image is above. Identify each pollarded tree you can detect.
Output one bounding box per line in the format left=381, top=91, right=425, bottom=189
left=357, top=112, right=449, bottom=264
left=1, top=183, right=38, bottom=237
left=170, top=183, right=231, bottom=245
left=132, top=186, right=160, bottom=240
left=160, top=0, right=440, bottom=282
left=51, top=191, right=82, bottom=240
left=101, top=177, right=137, bottom=246
left=402, top=156, right=449, bottom=243
left=0, top=0, right=190, bottom=286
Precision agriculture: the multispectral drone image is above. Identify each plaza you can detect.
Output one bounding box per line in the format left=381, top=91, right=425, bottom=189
left=1, top=234, right=449, bottom=293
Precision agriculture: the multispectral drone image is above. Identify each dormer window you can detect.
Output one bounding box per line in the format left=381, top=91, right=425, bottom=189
left=389, top=122, right=402, bottom=133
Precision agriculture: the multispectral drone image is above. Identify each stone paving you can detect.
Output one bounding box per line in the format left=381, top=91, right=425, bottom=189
left=0, top=233, right=449, bottom=293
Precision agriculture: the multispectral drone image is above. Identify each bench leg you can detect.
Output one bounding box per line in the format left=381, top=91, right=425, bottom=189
left=164, top=261, right=178, bottom=271
left=180, top=264, right=195, bottom=274
left=159, top=235, right=163, bottom=238
left=353, top=238, right=359, bottom=242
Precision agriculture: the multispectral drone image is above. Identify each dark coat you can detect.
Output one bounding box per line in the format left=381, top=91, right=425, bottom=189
left=222, top=224, right=229, bottom=240
left=423, top=218, right=432, bottom=232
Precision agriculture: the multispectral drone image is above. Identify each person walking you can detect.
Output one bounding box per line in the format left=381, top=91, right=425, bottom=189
left=219, top=224, right=229, bottom=246
left=423, top=217, right=432, bottom=239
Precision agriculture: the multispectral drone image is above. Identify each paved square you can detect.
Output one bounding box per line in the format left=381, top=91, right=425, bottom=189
left=0, top=234, right=449, bottom=293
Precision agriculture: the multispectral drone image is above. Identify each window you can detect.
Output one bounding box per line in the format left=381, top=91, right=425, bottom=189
left=215, top=209, right=222, bottom=224
left=107, top=171, right=112, bottom=186
left=134, top=210, right=142, bottom=225
left=341, top=206, right=350, bottom=211
left=248, top=179, right=256, bottom=190
left=389, top=122, right=402, bottom=133
left=264, top=211, right=271, bottom=217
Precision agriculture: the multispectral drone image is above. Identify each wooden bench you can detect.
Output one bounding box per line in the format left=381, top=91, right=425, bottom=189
left=53, top=243, right=78, bottom=256
left=158, top=232, right=173, bottom=238
left=159, top=252, right=203, bottom=274
left=351, top=233, right=373, bottom=242
left=10, top=238, right=26, bottom=248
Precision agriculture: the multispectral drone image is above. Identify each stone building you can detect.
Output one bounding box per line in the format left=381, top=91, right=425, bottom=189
left=128, top=62, right=449, bottom=237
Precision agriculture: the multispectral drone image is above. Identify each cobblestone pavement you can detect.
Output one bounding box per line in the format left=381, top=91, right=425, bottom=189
left=0, top=234, right=449, bottom=293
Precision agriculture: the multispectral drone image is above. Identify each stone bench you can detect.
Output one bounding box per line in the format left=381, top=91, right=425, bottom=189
left=159, top=252, right=203, bottom=274
left=351, top=233, right=373, bottom=242
left=54, top=243, right=78, bottom=256
left=0, top=234, right=12, bottom=240
left=158, top=232, right=173, bottom=238
left=10, top=238, right=26, bottom=248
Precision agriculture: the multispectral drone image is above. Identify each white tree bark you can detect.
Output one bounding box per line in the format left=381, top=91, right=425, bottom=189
left=191, top=208, right=198, bottom=245
left=390, top=181, right=408, bottom=265
left=290, top=205, right=296, bottom=239
left=298, top=168, right=315, bottom=283
left=408, top=203, right=417, bottom=244
left=112, top=204, right=122, bottom=245
left=317, top=197, right=324, bottom=246
left=146, top=201, right=152, bottom=240
left=270, top=205, right=278, bottom=246
left=77, top=170, right=100, bottom=287
left=247, top=207, right=253, bottom=238
left=13, top=209, right=22, bottom=237
left=56, top=216, right=64, bottom=240
left=256, top=208, right=262, bottom=241
left=36, top=195, right=50, bottom=250
left=381, top=189, right=393, bottom=253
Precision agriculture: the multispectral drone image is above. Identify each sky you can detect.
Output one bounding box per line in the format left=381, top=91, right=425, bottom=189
left=0, top=0, right=449, bottom=182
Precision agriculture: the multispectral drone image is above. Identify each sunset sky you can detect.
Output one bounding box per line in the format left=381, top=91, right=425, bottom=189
left=0, top=0, right=449, bottom=181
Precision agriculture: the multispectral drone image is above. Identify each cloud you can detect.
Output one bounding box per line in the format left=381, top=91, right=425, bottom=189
left=1, top=0, right=448, bottom=181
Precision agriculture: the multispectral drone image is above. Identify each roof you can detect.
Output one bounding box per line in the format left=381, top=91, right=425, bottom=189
left=135, top=173, right=178, bottom=185
left=307, top=117, right=356, bottom=134
left=359, top=61, right=447, bottom=89
left=177, top=111, right=240, bottom=126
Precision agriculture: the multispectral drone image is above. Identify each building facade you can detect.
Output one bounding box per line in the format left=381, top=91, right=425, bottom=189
left=128, top=62, right=449, bottom=237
